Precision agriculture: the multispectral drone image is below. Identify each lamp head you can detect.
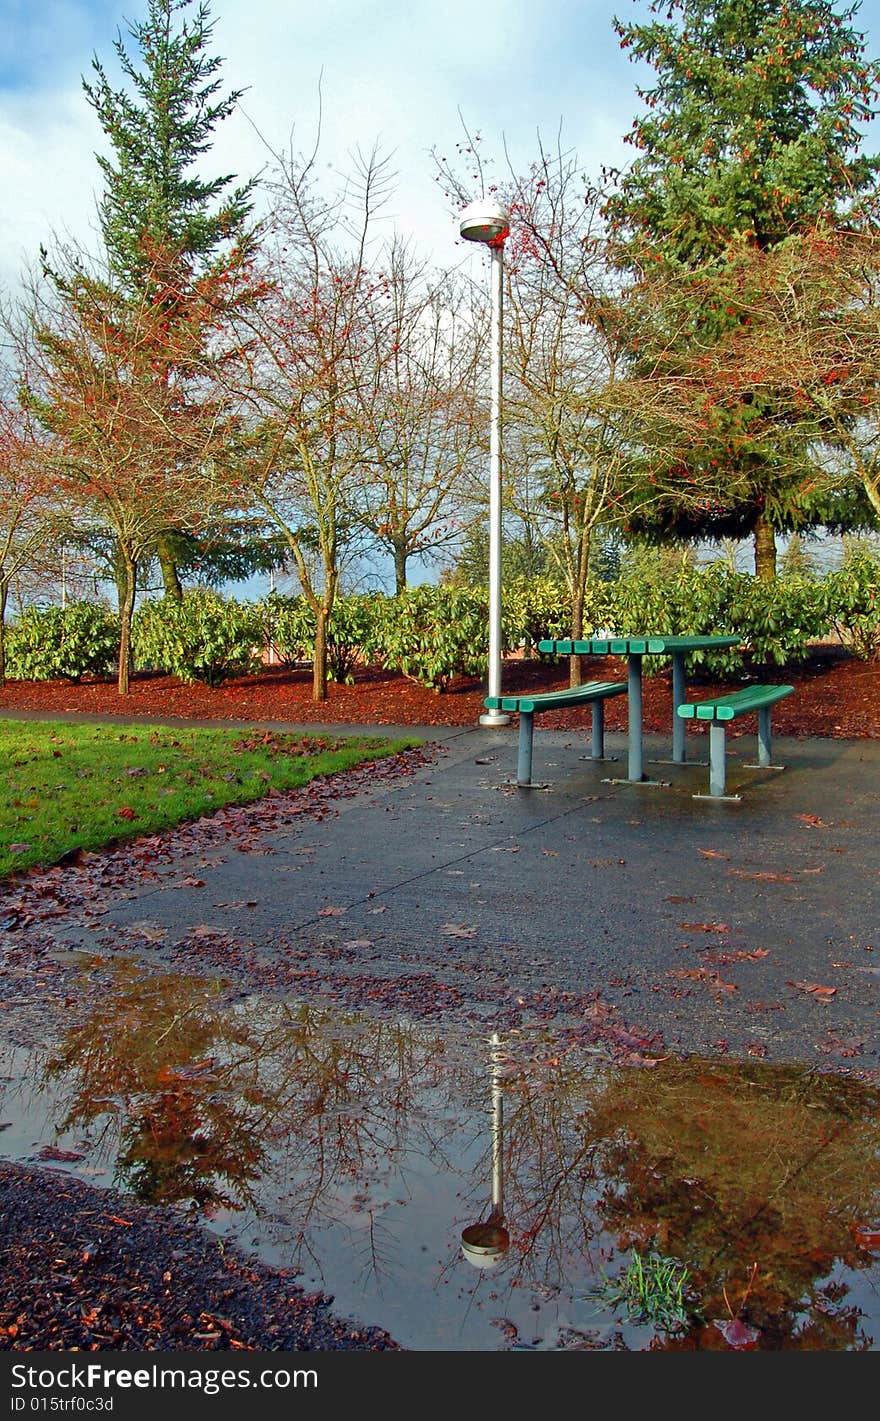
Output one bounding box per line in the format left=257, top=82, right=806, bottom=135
left=458, top=198, right=510, bottom=246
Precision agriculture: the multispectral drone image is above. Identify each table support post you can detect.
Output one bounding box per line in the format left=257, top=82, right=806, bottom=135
left=671, top=652, right=686, bottom=763
left=627, top=655, right=643, bottom=782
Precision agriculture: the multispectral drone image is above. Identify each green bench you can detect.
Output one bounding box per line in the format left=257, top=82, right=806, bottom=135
left=483, top=681, right=627, bottom=787
left=676, top=684, right=794, bottom=799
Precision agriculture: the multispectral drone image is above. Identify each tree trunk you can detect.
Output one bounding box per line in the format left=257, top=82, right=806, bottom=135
left=117, top=553, right=137, bottom=695
left=111, top=538, right=128, bottom=615
left=312, top=606, right=329, bottom=701
left=393, top=540, right=408, bottom=595
left=753, top=511, right=777, bottom=583
left=568, top=587, right=585, bottom=688
left=156, top=532, right=183, bottom=600
left=0, top=580, right=7, bottom=687
left=568, top=528, right=592, bottom=688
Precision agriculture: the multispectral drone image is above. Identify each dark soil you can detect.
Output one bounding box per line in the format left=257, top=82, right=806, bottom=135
left=0, top=1162, right=397, bottom=1351
left=0, top=644, right=877, bottom=739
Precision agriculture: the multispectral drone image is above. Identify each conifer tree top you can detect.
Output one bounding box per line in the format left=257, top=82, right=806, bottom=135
left=608, top=0, right=880, bottom=262
left=83, top=0, right=254, bottom=290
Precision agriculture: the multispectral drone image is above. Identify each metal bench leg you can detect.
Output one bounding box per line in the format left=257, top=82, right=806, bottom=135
left=743, top=705, right=786, bottom=774
left=516, top=711, right=534, bottom=786
left=591, top=701, right=605, bottom=759
left=709, top=722, right=726, bottom=797
left=757, top=706, right=772, bottom=766
left=693, top=722, right=742, bottom=801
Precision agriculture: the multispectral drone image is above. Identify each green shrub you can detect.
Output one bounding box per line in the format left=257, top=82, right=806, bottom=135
left=260, top=592, right=313, bottom=666
left=133, top=591, right=263, bottom=686
left=601, top=565, right=829, bottom=675
left=823, top=547, right=880, bottom=660
left=6, top=602, right=119, bottom=682
left=502, top=577, right=619, bottom=656
left=723, top=571, right=829, bottom=668
left=261, top=592, right=384, bottom=683
left=376, top=585, right=501, bottom=691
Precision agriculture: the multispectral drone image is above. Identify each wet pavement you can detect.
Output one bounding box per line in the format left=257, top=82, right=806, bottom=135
left=2, top=716, right=880, bottom=1349
left=27, top=719, right=880, bottom=1062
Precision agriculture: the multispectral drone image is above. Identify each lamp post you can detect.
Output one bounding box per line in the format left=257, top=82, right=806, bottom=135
left=459, top=199, right=510, bottom=728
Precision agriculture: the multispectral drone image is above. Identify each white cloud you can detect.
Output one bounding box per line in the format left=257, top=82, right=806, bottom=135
left=3, top=0, right=880, bottom=296
left=0, top=0, right=645, bottom=291
left=0, top=87, right=104, bottom=291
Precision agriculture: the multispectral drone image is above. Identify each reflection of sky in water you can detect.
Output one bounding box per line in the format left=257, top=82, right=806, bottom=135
left=2, top=960, right=880, bottom=1351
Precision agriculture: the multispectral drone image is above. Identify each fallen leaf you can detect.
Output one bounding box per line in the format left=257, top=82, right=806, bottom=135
left=174, top=876, right=206, bottom=889
left=714, top=1318, right=759, bottom=1349
left=816, top=1034, right=863, bottom=1057
left=703, top=948, right=769, bottom=964
left=698, top=848, right=730, bottom=860
left=116, top=806, right=137, bottom=821
left=669, top=966, right=737, bottom=992
left=440, top=923, right=478, bottom=939
left=318, top=905, right=346, bottom=917
left=7, top=843, right=30, bottom=854
left=129, top=923, right=166, bottom=943
left=35, top=1145, right=85, bottom=1162
left=787, top=980, right=837, bottom=999
left=796, top=813, right=829, bottom=828
left=727, top=869, right=795, bottom=883
left=680, top=922, right=730, bottom=933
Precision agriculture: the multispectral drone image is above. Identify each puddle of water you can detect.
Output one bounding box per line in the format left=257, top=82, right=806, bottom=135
left=2, top=958, right=880, bottom=1350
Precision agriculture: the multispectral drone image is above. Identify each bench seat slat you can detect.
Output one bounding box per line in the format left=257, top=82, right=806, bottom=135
left=484, top=681, right=627, bottom=715
left=677, top=685, right=793, bottom=722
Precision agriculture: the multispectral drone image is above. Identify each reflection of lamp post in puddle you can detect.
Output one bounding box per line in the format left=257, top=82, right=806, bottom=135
left=460, top=1032, right=510, bottom=1267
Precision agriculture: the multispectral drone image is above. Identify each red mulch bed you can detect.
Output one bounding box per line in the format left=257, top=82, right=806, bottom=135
left=0, top=645, right=877, bottom=739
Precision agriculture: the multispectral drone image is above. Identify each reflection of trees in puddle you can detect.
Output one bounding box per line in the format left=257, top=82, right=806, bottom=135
left=40, top=963, right=880, bottom=1348
left=45, top=968, right=263, bottom=1210
left=43, top=961, right=475, bottom=1260
left=488, top=1049, right=880, bottom=1348
left=583, top=1059, right=880, bottom=1348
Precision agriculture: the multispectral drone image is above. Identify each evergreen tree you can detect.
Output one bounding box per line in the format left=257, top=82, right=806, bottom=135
left=608, top=0, right=880, bottom=578
left=83, top=0, right=257, bottom=596
left=84, top=0, right=254, bottom=292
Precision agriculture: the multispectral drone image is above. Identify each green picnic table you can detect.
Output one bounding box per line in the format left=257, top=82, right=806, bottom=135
left=537, top=634, right=741, bottom=783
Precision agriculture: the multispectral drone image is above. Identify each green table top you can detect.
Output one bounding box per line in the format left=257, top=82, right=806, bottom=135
left=537, top=634, right=741, bottom=656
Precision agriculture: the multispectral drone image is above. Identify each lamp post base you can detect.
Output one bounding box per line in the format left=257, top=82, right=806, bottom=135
left=479, top=710, right=511, bottom=727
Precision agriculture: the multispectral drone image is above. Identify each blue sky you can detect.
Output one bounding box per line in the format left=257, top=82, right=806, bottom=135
left=4, top=0, right=876, bottom=298
left=3, top=0, right=880, bottom=296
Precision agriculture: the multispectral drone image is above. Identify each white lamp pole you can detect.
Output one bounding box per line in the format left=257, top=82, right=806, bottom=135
left=459, top=199, right=510, bottom=728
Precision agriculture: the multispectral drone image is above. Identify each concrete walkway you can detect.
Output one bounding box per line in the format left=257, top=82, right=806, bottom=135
left=22, top=710, right=877, bottom=1068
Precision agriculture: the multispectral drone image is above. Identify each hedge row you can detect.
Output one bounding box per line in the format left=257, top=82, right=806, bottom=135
left=4, top=553, right=878, bottom=688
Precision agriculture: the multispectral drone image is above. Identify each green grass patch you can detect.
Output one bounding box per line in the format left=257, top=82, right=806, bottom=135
left=592, top=1250, right=695, bottom=1334
left=0, top=721, right=421, bottom=877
